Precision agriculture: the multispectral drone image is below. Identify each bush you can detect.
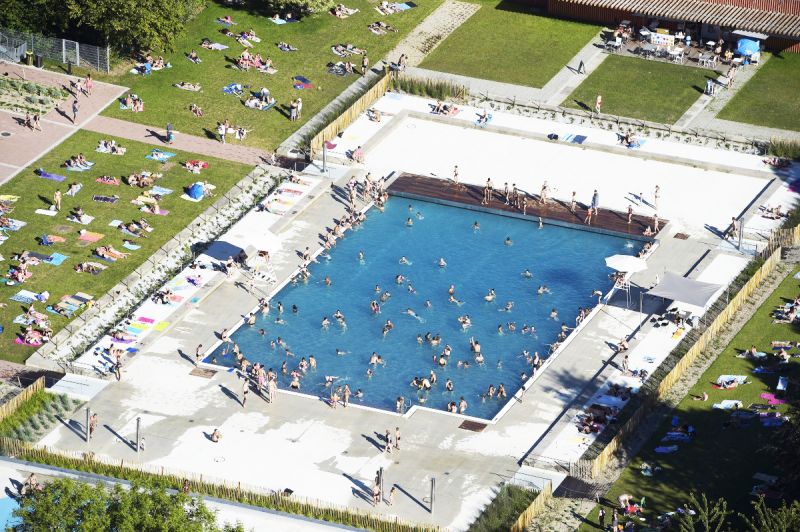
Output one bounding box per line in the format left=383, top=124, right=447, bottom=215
left=769, top=138, right=800, bottom=160
left=468, top=485, right=537, bottom=532
left=391, top=75, right=466, bottom=101
left=265, top=0, right=334, bottom=16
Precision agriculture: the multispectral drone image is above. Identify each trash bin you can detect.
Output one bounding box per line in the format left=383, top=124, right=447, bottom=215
left=34, top=54, right=43, bottom=68
left=25, top=51, right=33, bottom=66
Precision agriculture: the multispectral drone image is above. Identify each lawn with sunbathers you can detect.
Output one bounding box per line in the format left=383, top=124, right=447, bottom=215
left=578, top=266, right=800, bottom=530
left=717, top=53, right=800, bottom=132
left=0, top=130, right=250, bottom=363
left=419, top=0, right=600, bottom=89
left=564, top=55, right=718, bottom=124
left=98, top=0, right=441, bottom=150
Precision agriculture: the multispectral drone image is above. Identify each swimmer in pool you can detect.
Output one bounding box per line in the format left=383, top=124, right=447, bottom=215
left=358, top=251, right=365, bottom=263
left=382, top=320, right=394, bottom=336
left=438, top=257, right=447, bottom=268
left=484, top=289, right=496, bottom=302
left=475, top=353, right=485, bottom=364
left=445, top=379, right=453, bottom=391
left=416, top=334, right=423, bottom=344
left=408, top=204, right=413, bottom=212
left=522, top=269, right=533, bottom=278
left=504, top=237, right=513, bottom=246
left=380, top=291, right=391, bottom=303
left=374, top=284, right=381, bottom=293
left=406, top=217, right=414, bottom=227
left=449, top=295, right=464, bottom=306
left=507, top=322, right=516, bottom=332
left=395, top=274, right=405, bottom=284
left=537, top=285, right=551, bottom=295
left=336, top=348, right=349, bottom=356
left=425, top=300, right=432, bottom=308
left=355, top=389, right=364, bottom=399
left=405, top=308, right=423, bottom=321
left=324, top=375, right=338, bottom=385
left=416, top=211, right=423, bottom=220
left=458, top=315, right=472, bottom=329
left=448, top=284, right=456, bottom=296
left=472, top=221, right=480, bottom=231
left=324, top=276, right=331, bottom=286
left=399, top=256, right=411, bottom=265
left=501, top=301, right=514, bottom=312
left=550, top=308, right=558, bottom=320
left=333, top=309, right=344, bottom=321
left=275, top=317, right=286, bottom=325
left=497, top=324, right=504, bottom=335
left=370, top=300, right=380, bottom=314
left=407, top=283, right=416, bottom=294
left=321, top=316, right=330, bottom=329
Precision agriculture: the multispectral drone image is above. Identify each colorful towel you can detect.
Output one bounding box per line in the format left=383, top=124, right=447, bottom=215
left=94, top=254, right=116, bottom=263
left=96, top=177, right=120, bottom=186
left=92, top=195, right=119, bottom=204
left=10, top=290, right=38, bottom=304
left=150, top=186, right=174, bottom=196
left=760, top=393, right=787, bottom=405
left=146, top=150, right=176, bottom=162
left=14, top=338, right=42, bottom=347
left=180, top=194, right=203, bottom=203
left=122, top=241, right=141, bottom=251
left=78, top=232, right=104, bottom=242
left=45, top=253, right=69, bottom=266
left=46, top=235, right=66, bottom=243
left=35, top=209, right=58, bottom=217
left=137, top=316, right=155, bottom=324
left=140, top=207, right=169, bottom=216
left=5, top=219, right=26, bottom=231
left=36, top=169, right=66, bottom=182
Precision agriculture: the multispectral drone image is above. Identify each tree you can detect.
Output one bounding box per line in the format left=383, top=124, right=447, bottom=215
left=64, top=0, right=203, bottom=52
left=740, top=497, right=800, bottom=532
left=676, top=492, right=731, bottom=532
left=763, top=398, right=800, bottom=497
left=14, top=478, right=221, bottom=531
left=265, top=0, right=336, bottom=17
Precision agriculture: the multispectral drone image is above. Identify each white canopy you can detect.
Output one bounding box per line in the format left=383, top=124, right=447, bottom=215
left=648, top=272, right=722, bottom=308
left=605, top=255, right=648, bottom=273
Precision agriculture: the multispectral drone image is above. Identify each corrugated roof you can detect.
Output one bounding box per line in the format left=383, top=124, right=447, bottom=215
left=561, top=0, right=800, bottom=38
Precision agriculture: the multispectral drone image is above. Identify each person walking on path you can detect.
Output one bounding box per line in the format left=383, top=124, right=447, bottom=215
left=590, top=189, right=599, bottom=211
left=166, top=123, right=174, bottom=145
left=394, top=427, right=401, bottom=450
left=71, top=99, right=79, bottom=123
left=89, top=413, right=98, bottom=440
left=195, top=344, right=203, bottom=364
left=217, top=122, right=226, bottom=143
left=362, top=54, right=369, bottom=76
left=598, top=507, right=605, bottom=528
left=388, top=485, right=396, bottom=506
left=85, top=74, right=93, bottom=96
left=32, top=114, right=42, bottom=132
left=53, top=189, right=62, bottom=211
left=594, top=94, right=602, bottom=115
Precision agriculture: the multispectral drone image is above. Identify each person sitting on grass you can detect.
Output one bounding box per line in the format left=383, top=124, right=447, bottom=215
left=190, top=103, right=204, bottom=117
left=74, top=262, right=103, bottom=274
left=187, top=49, right=201, bottom=63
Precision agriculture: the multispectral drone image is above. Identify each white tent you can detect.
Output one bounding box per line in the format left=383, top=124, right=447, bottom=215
left=648, top=272, right=722, bottom=308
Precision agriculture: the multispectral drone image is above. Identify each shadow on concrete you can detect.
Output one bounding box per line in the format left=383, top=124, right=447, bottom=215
left=55, top=414, right=86, bottom=441
left=394, top=483, right=430, bottom=513
left=104, top=424, right=136, bottom=451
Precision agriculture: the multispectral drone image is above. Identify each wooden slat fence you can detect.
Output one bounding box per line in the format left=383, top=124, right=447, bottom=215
left=309, top=71, right=391, bottom=158
left=0, top=377, right=44, bottom=423
left=510, top=481, right=553, bottom=532
left=588, top=237, right=787, bottom=478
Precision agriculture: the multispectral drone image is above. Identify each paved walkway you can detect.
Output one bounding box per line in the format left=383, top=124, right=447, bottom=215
left=85, top=116, right=273, bottom=165
left=386, top=0, right=480, bottom=67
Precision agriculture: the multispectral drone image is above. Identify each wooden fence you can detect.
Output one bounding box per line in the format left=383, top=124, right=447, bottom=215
left=0, top=435, right=437, bottom=532
left=309, top=70, right=391, bottom=158
left=0, top=377, right=44, bottom=424
left=588, top=242, right=786, bottom=479
left=510, top=481, right=553, bottom=532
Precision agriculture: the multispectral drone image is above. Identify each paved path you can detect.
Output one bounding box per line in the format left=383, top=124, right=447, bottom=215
left=85, top=116, right=273, bottom=165
left=386, top=0, right=480, bottom=67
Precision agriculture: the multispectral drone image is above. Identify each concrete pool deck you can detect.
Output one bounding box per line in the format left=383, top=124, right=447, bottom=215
left=35, top=96, right=799, bottom=529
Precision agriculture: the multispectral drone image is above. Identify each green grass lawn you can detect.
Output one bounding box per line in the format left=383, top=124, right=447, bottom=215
left=717, top=53, right=800, bottom=132
left=0, top=131, right=250, bottom=363
left=579, top=267, right=800, bottom=530
left=420, top=1, right=599, bottom=88
left=563, top=55, right=717, bottom=124
left=97, top=0, right=441, bottom=150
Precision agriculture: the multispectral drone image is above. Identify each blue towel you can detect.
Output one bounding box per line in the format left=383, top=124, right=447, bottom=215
left=571, top=135, right=587, bottom=144
left=36, top=169, right=66, bottom=182
left=150, top=186, right=174, bottom=196
left=122, top=241, right=141, bottom=251
left=45, top=253, right=69, bottom=266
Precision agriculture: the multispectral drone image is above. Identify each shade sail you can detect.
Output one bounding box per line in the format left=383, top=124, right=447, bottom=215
left=648, top=272, right=722, bottom=308
left=605, top=255, right=648, bottom=273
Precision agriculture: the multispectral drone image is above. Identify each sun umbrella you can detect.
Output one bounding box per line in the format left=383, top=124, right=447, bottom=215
left=605, top=254, right=648, bottom=273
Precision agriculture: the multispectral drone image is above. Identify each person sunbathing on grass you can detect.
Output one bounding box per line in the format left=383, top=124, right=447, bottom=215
left=190, top=103, right=204, bottom=117
left=74, top=262, right=103, bottom=274
left=119, top=222, right=145, bottom=238
left=175, top=81, right=201, bottom=91
left=97, top=175, right=119, bottom=185
left=187, top=49, right=201, bottom=63
left=95, top=246, right=129, bottom=260
left=278, top=42, right=298, bottom=52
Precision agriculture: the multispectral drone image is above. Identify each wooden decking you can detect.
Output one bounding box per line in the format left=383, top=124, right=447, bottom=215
left=387, top=173, right=664, bottom=240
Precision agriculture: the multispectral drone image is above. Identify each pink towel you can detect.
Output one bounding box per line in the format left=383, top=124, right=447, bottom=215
left=137, top=316, right=155, bottom=324
left=760, top=393, right=787, bottom=405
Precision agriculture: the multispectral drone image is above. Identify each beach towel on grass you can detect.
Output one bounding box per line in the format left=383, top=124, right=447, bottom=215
left=223, top=83, right=243, bottom=95
left=713, top=400, right=743, bottom=410
left=109, top=220, right=123, bottom=227
left=150, top=186, right=174, bottom=196
left=0, top=195, right=19, bottom=202
left=67, top=215, right=94, bottom=225
left=93, top=195, right=119, bottom=204
left=78, top=231, right=104, bottom=242
left=716, top=375, right=748, bottom=386
left=654, top=445, right=678, bottom=453
left=140, top=207, right=169, bottom=216
left=96, top=177, right=119, bottom=186
left=94, top=254, right=116, bottom=263
left=761, top=393, right=786, bottom=405
left=46, top=235, right=66, bottom=243
left=122, top=241, right=141, bottom=251
left=292, top=76, right=313, bottom=89
left=35, top=209, right=58, bottom=217
left=662, top=432, right=692, bottom=442
left=146, top=150, right=176, bottom=162
left=15, top=338, right=42, bottom=347
left=45, top=253, right=69, bottom=266
left=36, top=169, right=66, bottom=182
left=66, top=183, right=83, bottom=197
left=4, top=219, right=26, bottom=231
left=66, top=164, right=94, bottom=172
left=180, top=194, right=203, bottom=203
left=10, top=290, right=38, bottom=304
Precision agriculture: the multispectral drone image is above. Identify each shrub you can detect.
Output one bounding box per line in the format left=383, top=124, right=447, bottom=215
left=265, top=0, right=334, bottom=16
left=24, top=95, right=36, bottom=104
left=769, top=138, right=800, bottom=160
left=391, top=75, right=466, bottom=101
left=22, top=82, right=37, bottom=94
left=469, top=485, right=537, bottom=532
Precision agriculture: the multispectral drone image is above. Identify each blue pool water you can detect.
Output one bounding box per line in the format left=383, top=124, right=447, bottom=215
left=210, top=198, right=637, bottom=419
left=0, top=497, right=20, bottom=528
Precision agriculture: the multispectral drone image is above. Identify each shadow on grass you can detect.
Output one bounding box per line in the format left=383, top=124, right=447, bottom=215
left=573, top=100, right=591, bottom=112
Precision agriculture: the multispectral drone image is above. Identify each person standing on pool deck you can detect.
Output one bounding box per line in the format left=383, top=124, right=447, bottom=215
left=627, top=205, right=633, bottom=224
left=452, top=165, right=460, bottom=188
left=570, top=191, right=577, bottom=213
left=584, top=207, right=594, bottom=225
left=343, top=384, right=351, bottom=407
left=361, top=54, right=369, bottom=75
left=394, top=427, right=401, bottom=450
left=195, top=344, right=203, bottom=364
left=591, top=189, right=599, bottom=211
left=654, top=184, right=660, bottom=211
left=89, top=413, right=98, bottom=440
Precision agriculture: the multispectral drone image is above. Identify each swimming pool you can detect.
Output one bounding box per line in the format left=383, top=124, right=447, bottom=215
left=210, top=198, right=638, bottom=419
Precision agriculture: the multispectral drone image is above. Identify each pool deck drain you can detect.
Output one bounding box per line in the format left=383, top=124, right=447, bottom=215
left=387, top=173, right=664, bottom=240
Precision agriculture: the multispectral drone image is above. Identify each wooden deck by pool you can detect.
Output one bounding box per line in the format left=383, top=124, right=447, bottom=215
left=387, top=173, right=664, bottom=240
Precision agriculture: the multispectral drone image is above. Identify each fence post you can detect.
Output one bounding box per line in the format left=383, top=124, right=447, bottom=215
left=105, top=46, right=110, bottom=74
left=76, top=42, right=80, bottom=67
left=62, top=38, right=65, bottom=64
